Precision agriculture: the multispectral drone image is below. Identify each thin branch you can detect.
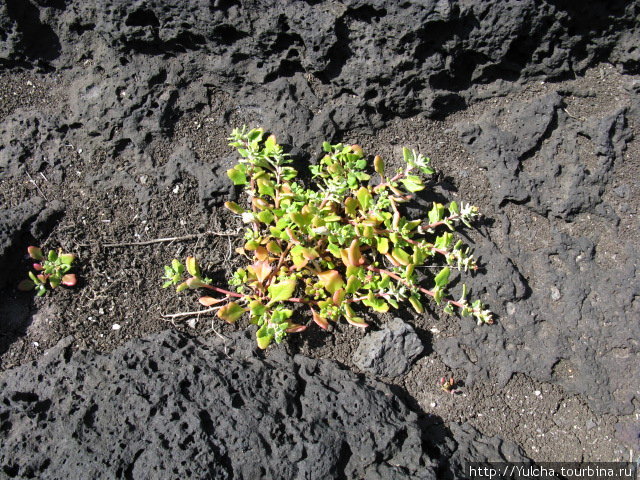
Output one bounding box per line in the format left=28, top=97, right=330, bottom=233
left=200, top=284, right=244, bottom=298
left=80, top=230, right=241, bottom=248
left=161, top=305, right=224, bottom=319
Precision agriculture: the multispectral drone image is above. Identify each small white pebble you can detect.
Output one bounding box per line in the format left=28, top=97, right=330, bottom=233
left=78, top=148, right=83, bottom=154
left=33, top=342, right=39, bottom=347
left=98, top=308, right=104, bottom=315
left=534, top=390, right=541, bottom=396
left=26, top=80, right=34, bottom=86
left=429, top=327, right=440, bottom=334
left=173, top=185, right=180, bottom=194
left=429, top=402, right=437, bottom=408
left=112, top=323, right=121, bottom=330
left=187, top=318, right=197, bottom=329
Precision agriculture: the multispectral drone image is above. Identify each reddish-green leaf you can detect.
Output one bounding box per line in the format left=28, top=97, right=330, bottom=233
left=317, top=270, right=344, bottom=294
left=248, top=260, right=272, bottom=284
left=27, top=246, right=43, bottom=260
left=199, top=296, right=226, bottom=306
left=312, top=309, right=329, bottom=330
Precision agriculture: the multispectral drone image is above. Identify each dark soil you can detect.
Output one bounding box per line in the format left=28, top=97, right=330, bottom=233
left=1, top=0, right=639, bottom=475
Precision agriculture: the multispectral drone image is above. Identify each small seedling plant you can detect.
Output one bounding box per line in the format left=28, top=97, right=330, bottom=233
left=18, top=246, right=77, bottom=296
left=163, top=257, right=212, bottom=292
left=440, top=376, right=459, bottom=394
left=167, top=127, right=492, bottom=349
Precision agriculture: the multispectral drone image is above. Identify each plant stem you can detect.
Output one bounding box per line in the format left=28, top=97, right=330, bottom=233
left=85, top=230, right=240, bottom=248
left=365, top=264, right=464, bottom=308
left=423, top=214, right=462, bottom=230
left=201, top=284, right=244, bottom=298
left=373, top=172, right=403, bottom=192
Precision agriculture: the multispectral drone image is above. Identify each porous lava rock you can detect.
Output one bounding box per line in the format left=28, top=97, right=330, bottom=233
left=353, top=317, right=424, bottom=378
left=0, top=330, right=529, bottom=479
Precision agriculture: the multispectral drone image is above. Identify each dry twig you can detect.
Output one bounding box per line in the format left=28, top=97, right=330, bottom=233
left=80, top=230, right=241, bottom=248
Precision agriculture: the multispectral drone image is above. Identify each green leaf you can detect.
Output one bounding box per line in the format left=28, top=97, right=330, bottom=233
left=435, top=232, right=454, bottom=249
left=400, top=176, right=424, bottom=192
left=412, top=246, right=425, bottom=265
left=392, top=247, right=411, bottom=266
left=356, top=187, right=372, bottom=211
left=376, top=237, right=389, bottom=254
left=322, top=141, right=332, bottom=153
left=428, top=203, right=445, bottom=225
left=317, top=270, right=345, bottom=294
left=217, top=302, right=246, bottom=323
left=171, top=259, right=183, bottom=273
left=186, top=257, right=201, bottom=277
left=449, top=201, right=459, bottom=215
left=344, top=197, right=359, bottom=217
left=227, top=166, right=247, bottom=185
left=266, top=241, right=282, bottom=255
left=257, top=210, right=274, bottom=224
left=290, top=244, right=309, bottom=269
left=58, top=254, right=75, bottom=266
left=48, top=250, right=58, bottom=262
left=249, top=300, right=266, bottom=317
left=256, top=325, right=273, bottom=349
left=265, top=134, right=277, bottom=151
left=433, top=287, right=444, bottom=305
left=257, top=178, right=275, bottom=197
left=434, top=267, right=451, bottom=288
left=247, top=128, right=263, bottom=142
left=402, top=147, right=414, bottom=165
left=362, top=293, right=389, bottom=313
left=345, top=276, right=361, bottom=294
left=409, top=295, right=424, bottom=313
left=327, top=243, right=341, bottom=258
left=374, top=155, right=385, bottom=176
left=268, top=278, right=297, bottom=303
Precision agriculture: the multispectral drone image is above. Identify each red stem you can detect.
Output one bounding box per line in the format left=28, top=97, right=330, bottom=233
left=373, top=172, right=404, bottom=192
left=201, top=284, right=244, bottom=298
left=365, top=264, right=464, bottom=308
left=423, top=213, right=462, bottom=230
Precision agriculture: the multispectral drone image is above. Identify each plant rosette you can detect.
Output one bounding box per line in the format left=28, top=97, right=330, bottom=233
left=18, top=246, right=77, bottom=296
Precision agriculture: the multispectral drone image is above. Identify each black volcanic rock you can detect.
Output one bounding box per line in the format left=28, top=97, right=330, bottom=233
left=0, top=330, right=529, bottom=479
left=1, top=0, right=638, bottom=152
